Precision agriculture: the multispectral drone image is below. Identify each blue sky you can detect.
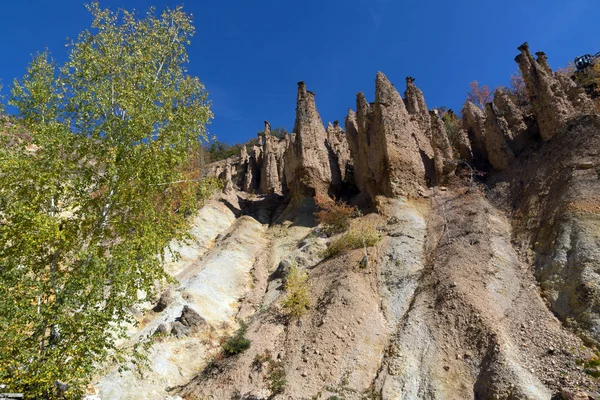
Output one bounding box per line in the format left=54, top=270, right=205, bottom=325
left=0, top=0, right=598, bottom=144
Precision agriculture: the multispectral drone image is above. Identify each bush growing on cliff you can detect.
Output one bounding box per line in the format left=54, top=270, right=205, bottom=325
left=466, top=80, right=493, bottom=109
left=314, top=194, right=357, bottom=235
left=322, top=220, right=381, bottom=259
left=258, top=126, right=289, bottom=140
left=0, top=3, right=212, bottom=397
left=281, top=263, right=311, bottom=319
left=222, top=321, right=251, bottom=356
left=440, top=109, right=462, bottom=157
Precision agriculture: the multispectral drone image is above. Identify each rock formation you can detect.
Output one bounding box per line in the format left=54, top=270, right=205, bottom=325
left=490, top=88, right=533, bottom=154
left=404, top=76, right=431, bottom=135
left=284, top=82, right=334, bottom=197
left=515, top=43, right=580, bottom=141
left=259, top=121, right=283, bottom=194
left=95, top=42, right=600, bottom=400
left=483, top=102, right=516, bottom=171
left=242, top=146, right=259, bottom=193
left=347, top=72, right=437, bottom=199
left=462, top=101, right=488, bottom=167
left=429, top=109, right=455, bottom=181
left=325, top=121, right=351, bottom=183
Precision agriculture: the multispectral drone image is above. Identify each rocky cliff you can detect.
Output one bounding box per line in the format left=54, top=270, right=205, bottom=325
left=91, top=43, right=600, bottom=400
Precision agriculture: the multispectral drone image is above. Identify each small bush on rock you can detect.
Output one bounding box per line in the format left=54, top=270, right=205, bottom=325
left=267, top=359, right=286, bottom=395
left=281, top=263, right=311, bottom=319
left=314, top=194, right=357, bottom=234
left=222, top=321, right=251, bottom=356
left=322, top=220, right=381, bottom=259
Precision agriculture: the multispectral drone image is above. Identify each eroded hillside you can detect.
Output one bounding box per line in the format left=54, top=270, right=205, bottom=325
left=91, top=43, right=600, bottom=400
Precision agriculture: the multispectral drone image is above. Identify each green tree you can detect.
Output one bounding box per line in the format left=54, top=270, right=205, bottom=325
left=257, top=126, right=289, bottom=140
left=0, top=3, right=212, bottom=398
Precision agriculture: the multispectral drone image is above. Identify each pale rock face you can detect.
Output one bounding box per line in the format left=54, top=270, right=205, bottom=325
left=222, top=163, right=234, bottom=194
left=284, top=82, right=334, bottom=197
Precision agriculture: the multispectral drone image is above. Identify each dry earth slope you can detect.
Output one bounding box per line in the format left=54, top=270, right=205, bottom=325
left=91, top=43, right=600, bottom=400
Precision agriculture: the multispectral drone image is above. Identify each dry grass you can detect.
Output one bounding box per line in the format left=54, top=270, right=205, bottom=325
left=322, top=219, right=381, bottom=259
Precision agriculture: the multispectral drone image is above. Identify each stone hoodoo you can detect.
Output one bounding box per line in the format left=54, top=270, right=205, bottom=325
left=242, top=145, right=259, bottom=193
left=206, top=42, right=597, bottom=201
left=429, top=109, right=455, bottom=181
left=515, top=42, right=585, bottom=141
left=404, top=76, right=431, bottom=135
left=483, top=101, right=516, bottom=171
left=326, top=121, right=351, bottom=183
left=259, top=120, right=285, bottom=194
left=345, top=108, right=369, bottom=194
left=346, top=72, right=449, bottom=199
left=462, top=101, right=488, bottom=167
left=284, top=82, right=334, bottom=197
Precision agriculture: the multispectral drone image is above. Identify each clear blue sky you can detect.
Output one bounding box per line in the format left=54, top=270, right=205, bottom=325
left=0, top=0, right=598, bottom=144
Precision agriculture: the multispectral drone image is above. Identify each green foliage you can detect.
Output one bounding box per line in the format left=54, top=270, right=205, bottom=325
left=281, top=263, right=311, bottom=319
left=441, top=110, right=463, bottom=158
left=258, top=126, right=289, bottom=140
left=0, top=3, right=211, bottom=398
left=196, top=177, right=224, bottom=204
left=314, top=194, right=356, bottom=235
left=578, top=351, right=600, bottom=378
left=205, top=140, right=244, bottom=162
left=222, top=322, right=251, bottom=356
left=322, top=220, right=381, bottom=259
left=267, top=358, right=286, bottom=395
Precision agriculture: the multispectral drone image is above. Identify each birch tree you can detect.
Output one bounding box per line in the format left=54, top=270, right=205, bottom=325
left=0, top=3, right=212, bottom=397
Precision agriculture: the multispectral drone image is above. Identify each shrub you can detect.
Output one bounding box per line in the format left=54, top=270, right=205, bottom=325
left=196, top=176, right=224, bottom=203
left=253, top=350, right=286, bottom=395
left=578, top=351, right=600, bottom=378
left=222, top=321, right=251, bottom=356
left=441, top=109, right=463, bottom=157
left=281, top=263, right=311, bottom=319
left=314, top=194, right=356, bottom=234
left=267, top=359, right=287, bottom=395
left=322, top=220, right=381, bottom=259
